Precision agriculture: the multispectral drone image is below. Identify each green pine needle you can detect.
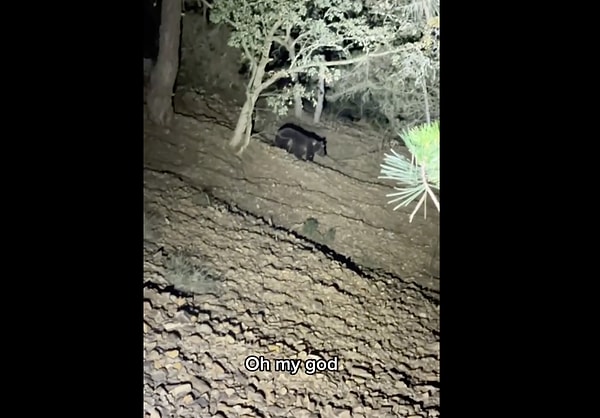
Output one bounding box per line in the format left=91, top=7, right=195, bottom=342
left=402, top=120, right=440, bottom=186
left=378, top=121, right=440, bottom=222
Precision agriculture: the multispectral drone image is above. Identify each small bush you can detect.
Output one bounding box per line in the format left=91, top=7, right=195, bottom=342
left=164, top=252, right=223, bottom=296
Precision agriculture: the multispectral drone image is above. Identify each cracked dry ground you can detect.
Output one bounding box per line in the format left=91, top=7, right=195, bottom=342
left=144, top=169, right=440, bottom=417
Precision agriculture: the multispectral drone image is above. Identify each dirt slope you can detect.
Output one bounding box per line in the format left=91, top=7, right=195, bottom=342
left=143, top=98, right=439, bottom=417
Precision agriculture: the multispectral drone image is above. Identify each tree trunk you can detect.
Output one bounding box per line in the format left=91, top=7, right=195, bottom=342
left=313, top=66, right=325, bottom=124
left=229, top=97, right=254, bottom=153
left=286, top=47, right=303, bottom=118
left=292, top=76, right=304, bottom=118
left=147, top=0, right=181, bottom=126
left=229, top=36, right=273, bottom=154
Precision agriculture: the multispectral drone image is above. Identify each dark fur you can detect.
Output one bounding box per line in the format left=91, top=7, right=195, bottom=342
left=274, top=123, right=327, bottom=161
